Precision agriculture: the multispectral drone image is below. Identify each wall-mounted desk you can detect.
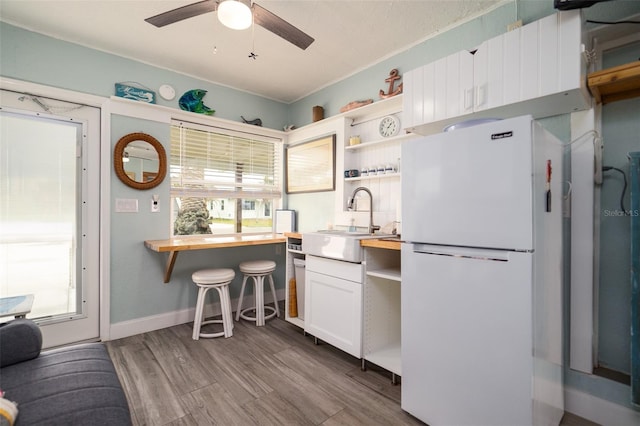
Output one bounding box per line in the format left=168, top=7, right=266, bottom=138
left=144, top=234, right=286, bottom=283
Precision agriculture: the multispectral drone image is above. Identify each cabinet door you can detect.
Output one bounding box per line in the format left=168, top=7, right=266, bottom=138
left=558, top=10, right=585, bottom=94
left=445, top=51, right=474, bottom=118
left=460, top=50, right=474, bottom=114
left=445, top=53, right=461, bottom=118
left=503, top=26, right=521, bottom=106
left=305, top=270, right=363, bottom=358
left=402, top=66, right=423, bottom=130
left=473, top=41, right=488, bottom=111
left=539, top=12, right=559, bottom=97
left=474, top=36, right=505, bottom=112
left=433, top=56, right=448, bottom=121
left=422, top=61, right=435, bottom=124
left=401, top=68, right=414, bottom=129
left=520, top=20, right=539, bottom=102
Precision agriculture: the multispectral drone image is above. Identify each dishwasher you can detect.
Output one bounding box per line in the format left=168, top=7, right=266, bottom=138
left=304, top=254, right=364, bottom=358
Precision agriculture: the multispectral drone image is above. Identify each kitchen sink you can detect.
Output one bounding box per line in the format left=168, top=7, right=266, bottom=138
left=302, top=230, right=389, bottom=262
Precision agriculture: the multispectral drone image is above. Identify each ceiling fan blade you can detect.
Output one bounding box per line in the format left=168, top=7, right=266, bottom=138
left=145, top=0, right=218, bottom=28
left=252, top=3, right=314, bottom=50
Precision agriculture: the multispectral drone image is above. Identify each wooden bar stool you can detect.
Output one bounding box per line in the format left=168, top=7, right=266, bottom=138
left=192, top=268, right=235, bottom=340
left=235, top=260, right=280, bottom=326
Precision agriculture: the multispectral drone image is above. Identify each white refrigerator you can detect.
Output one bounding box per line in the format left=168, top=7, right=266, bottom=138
left=401, top=115, right=564, bottom=426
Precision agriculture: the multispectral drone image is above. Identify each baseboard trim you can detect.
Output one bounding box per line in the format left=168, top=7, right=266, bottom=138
left=109, top=289, right=285, bottom=340
left=565, top=387, right=640, bottom=425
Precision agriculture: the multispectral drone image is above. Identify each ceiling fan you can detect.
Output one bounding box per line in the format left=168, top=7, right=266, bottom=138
left=145, top=0, right=314, bottom=50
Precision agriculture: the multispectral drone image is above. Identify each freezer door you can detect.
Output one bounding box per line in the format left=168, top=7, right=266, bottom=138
left=402, top=115, right=534, bottom=250
left=401, top=244, right=534, bottom=426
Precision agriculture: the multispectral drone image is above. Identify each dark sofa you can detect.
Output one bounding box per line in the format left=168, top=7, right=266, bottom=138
left=0, top=319, right=132, bottom=426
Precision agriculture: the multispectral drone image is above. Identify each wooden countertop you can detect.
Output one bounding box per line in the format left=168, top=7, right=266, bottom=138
left=360, top=238, right=403, bottom=251
left=144, top=234, right=286, bottom=283
left=145, top=234, right=286, bottom=252
left=284, top=232, right=303, bottom=239
left=282, top=231, right=402, bottom=250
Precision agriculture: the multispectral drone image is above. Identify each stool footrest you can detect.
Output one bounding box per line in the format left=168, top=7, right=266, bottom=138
left=239, top=306, right=277, bottom=322
left=198, top=319, right=227, bottom=338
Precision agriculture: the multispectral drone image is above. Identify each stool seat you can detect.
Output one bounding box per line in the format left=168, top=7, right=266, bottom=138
left=192, top=268, right=235, bottom=284
left=239, top=260, right=276, bottom=274
left=236, top=260, right=279, bottom=326
left=191, top=268, right=235, bottom=340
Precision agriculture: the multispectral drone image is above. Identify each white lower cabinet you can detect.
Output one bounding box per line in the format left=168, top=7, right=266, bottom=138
left=304, top=255, right=363, bottom=358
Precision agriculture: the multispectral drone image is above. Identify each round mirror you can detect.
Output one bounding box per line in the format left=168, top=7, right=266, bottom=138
left=114, top=132, right=167, bottom=190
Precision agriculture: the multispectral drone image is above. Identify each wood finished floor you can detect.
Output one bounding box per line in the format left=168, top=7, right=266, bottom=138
left=106, top=308, right=599, bottom=426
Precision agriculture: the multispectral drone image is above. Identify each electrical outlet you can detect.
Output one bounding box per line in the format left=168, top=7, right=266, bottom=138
left=507, top=20, right=523, bottom=32
left=151, top=195, right=160, bottom=213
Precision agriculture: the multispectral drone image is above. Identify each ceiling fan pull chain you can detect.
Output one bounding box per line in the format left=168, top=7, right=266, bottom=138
left=249, top=13, right=258, bottom=60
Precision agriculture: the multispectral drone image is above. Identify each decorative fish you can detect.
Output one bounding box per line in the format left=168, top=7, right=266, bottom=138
left=241, top=116, right=262, bottom=126
left=178, top=89, right=215, bottom=115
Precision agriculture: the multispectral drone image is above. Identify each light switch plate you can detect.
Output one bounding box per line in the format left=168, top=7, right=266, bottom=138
left=115, top=198, right=138, bottom=213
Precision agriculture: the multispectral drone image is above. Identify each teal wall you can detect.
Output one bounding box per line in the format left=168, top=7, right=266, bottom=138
left=0, top=23, right=289, bottom=130
left=109, top=117, right=286, bottom=324
left=598, top=41, right=640, bottom=374
left=3, top=0, right=640, bottom=415
left=0, top=20, right=290, bottom=324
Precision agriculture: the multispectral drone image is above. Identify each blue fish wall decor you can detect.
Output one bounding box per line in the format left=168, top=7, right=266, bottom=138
left=178, top=89, right=215, bottom=115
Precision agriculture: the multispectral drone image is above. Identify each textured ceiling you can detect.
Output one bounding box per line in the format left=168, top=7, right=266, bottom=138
left=0, top=0, right=505, bottom=103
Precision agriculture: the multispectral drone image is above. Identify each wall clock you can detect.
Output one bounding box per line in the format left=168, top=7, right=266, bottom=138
left=158, top=84, right=176, bottom=101
left=378, top=115, right=400, bottom=138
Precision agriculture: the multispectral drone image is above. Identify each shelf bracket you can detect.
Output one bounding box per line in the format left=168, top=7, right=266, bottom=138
left=163, top=251, right=179, bottom=283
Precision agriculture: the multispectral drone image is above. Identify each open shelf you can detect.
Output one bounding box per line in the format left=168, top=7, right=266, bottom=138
left=366, top=267, right=401, bottom=282
left=286, top=315, right=304, bottom=329
left=341, top=95, right=403, bottom=120
left=345, top=172, right=400, bottom=182
left=365, top=342, right=402, bottom=376
left=345, top=132, right=416, bottom=151
left=588, top=61, right=640, bottom=104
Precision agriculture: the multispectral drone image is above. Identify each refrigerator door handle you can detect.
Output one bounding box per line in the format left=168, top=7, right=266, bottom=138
left=412, top=244, right=511, bottom=262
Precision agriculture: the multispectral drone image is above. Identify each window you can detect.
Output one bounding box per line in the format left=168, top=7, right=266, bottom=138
left=170, top=121, right=282, bottom=236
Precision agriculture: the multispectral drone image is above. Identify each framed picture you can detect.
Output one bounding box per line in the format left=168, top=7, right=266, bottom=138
left=286, top=134, right=336, bottom=194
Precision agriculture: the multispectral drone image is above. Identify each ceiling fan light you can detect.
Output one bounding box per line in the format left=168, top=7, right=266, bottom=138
left=218, top=0, right=252, bottom=30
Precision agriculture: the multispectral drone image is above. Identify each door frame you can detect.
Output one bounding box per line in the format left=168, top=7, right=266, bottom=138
left=0, top=77, right=111, bottom=344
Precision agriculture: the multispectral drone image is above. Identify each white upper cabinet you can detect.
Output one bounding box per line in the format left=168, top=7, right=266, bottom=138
left=474, top=34, right=505, bottom=111
left=404, top=50, right=473, bottom=129
left=403, top=10, right=590, bottom=135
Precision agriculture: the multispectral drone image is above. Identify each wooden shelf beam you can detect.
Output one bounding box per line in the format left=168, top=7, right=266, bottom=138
left=588, top=61, right=640, bottom=105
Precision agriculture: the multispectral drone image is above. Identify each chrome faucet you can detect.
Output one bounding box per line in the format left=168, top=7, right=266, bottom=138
left=347, top=186, right=380, bottom=234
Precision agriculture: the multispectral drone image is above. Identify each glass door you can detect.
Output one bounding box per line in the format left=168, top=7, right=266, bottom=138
left=0, top=91, right=100, bottom=348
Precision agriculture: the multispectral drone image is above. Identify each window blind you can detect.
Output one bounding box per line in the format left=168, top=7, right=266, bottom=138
left=170, top=121, right=282, bottom=199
